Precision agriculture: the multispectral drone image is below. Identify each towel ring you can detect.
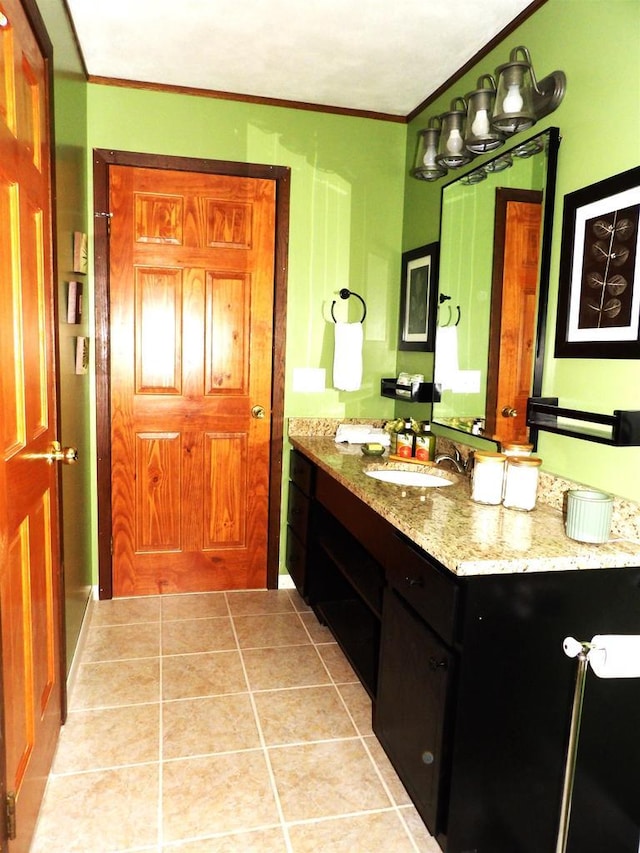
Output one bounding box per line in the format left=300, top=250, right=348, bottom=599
left=438, top=293, right=461, bottom=327
left=330, top=288, right=367, bottom=323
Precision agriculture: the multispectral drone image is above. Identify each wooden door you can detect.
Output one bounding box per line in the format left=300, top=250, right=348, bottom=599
left=0, top=1, right=62, bottom=850
left=109, top=166, right=276, bottom=596
left=486, top=190, right=542, bottom=444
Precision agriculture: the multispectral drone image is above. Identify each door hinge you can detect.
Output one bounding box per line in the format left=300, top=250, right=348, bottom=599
left=95, top=210, right=113, bottom=236
left=6, top=791, right=16, bottom=840
left=110, top=536, right=114, bottom=556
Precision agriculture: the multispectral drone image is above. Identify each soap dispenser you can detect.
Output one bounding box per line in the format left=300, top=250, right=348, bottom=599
left=395, top=418, right=416, bottom=458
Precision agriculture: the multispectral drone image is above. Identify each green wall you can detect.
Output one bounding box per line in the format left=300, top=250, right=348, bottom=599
left=84, top=85, right=406, bottom=577
left=402, top=0, right=640, bottom=501
left=85, top=87, right=405, bottom=420
left=37, top=0, right=92, bottom=672
left=35, top=0, right=640, bottom=647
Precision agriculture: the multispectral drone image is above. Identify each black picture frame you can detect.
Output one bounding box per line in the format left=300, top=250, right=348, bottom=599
left=398, top=242, right=439, bottom=351
left=555, top=165, right=640, bottom=358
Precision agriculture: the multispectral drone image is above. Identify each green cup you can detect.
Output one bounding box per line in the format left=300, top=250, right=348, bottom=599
left=565, top=489, right=614, bottom=543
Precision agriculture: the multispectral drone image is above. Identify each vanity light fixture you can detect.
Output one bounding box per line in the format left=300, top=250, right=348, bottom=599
left=465, top=75, right=504, bottom=154
left=492, top=46, right=566, bottom=134
left=411, top=117, right=448, bottom=181
left=411, top=44, right=565, bottom=182
left=436, top=98, right=474, bottom=169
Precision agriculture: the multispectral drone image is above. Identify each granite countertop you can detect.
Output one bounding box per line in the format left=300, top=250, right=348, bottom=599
left=289, top=435, right=640, bottom=577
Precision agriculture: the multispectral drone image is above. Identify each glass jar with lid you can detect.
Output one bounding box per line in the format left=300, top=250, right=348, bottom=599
left=502, top=456, right=542, bottom=511
left=471, top=451, right=506, bottom=505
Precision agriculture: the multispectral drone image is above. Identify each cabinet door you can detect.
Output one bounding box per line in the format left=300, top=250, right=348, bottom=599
left=374, top=587, right=453, bottom=836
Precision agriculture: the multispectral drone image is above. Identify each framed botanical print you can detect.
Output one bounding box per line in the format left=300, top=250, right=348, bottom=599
left=398, top=241, right=439, bottom=352
left=555, top=165, right=640, bottom=358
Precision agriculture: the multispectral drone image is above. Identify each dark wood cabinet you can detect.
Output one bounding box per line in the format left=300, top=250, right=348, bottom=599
left=375, top=585, right=454, bottom=835
left=286, top=447, right=640, bottom=853
left=284, top=450, right=315, bottom=597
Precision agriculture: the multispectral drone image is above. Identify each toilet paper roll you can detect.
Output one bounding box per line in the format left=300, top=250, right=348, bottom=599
left=587, top=635, right=640, bottom=679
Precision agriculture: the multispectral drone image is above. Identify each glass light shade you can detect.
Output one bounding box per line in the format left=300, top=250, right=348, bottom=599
left=483, top=153, right=513, bottom=173
left=411, top=125, right=447, bottom=181
left=436, top=103, right=474, bottom=169
left=492, top=56, right=536, bottom=134
left=465, top=77, right=504, bottom=154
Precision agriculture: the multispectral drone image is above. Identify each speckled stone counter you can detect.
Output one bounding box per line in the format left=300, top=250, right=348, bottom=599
left=289, top=435, right=640, bottom=577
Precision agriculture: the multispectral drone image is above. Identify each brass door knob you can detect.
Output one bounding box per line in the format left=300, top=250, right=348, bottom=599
left=501, top=406, right=518, bottom=418
left=47, top=441, right=79, bottom=465
left=251, top=405, right=266, bottom=419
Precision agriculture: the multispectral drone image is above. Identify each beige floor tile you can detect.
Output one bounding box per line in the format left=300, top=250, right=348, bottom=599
left=31, top=764, right=159, bottom=852
left=162, top=650, right=247, bottom=700
left=232, top=613, right=310, bottom=648
left=286, top=589, right=312, bottom=612
left=53, top=703, right=160, bottom=772
left=399, top=805, right=442, bottom=851
left=298, top=610, right=334, bottom=643
left=70, top=658, right=160, bottom=710
left=83, top=622, right=160, bottom=662
left=162, top=616, right=236, bottom=655
left=363, top=736, right=413, bottom=806
left=269, top=740, right=391, bottom=822
left=337, top=682, right=374, bottom=736
left=162, top=752, right=279, bottom=842
left=161, top=592, right=229, bottom=621
left=287, top=810, right=416, bottom=852
left=226, top=589, right=295, bottom=616
left=241, top=645, right=330, bottom=691
left=162, top=694, right=261, bottom=758
left=162, top=827, right=287, bottom=851
left=90, top=595, right=161, bottom=627
left=316, top=642, right=358, bottom=684
left=254, top=685, right=357, bottom=745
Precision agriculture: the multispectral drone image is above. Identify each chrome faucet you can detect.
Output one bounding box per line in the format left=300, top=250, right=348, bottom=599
left=434, top=447, right=468, bottom=474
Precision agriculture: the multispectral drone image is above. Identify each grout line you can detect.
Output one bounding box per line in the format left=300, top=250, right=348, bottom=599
left=226, top=591, right=295, bottom=853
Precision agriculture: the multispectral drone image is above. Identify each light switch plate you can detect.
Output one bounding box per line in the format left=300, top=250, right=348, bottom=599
left=292, top=367, right=326, bottom=392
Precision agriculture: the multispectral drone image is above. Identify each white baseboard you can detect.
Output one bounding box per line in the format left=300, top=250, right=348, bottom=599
left=65, top=587, right=96, bottom=707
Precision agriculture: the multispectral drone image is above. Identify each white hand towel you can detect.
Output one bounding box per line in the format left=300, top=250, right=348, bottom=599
left=333, top=322, right=363, bottom=391
left=434, top=325, right=459, bottom=391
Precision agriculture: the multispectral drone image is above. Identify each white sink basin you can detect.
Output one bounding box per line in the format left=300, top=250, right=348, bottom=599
left=365, top=468, right=453, bottom=487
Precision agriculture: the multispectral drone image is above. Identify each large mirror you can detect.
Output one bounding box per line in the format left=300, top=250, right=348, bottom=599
left=432, top=127, right=560, bottom=446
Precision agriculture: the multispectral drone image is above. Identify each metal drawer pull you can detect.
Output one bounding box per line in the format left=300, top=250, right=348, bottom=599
left=429, top=656, right=448, bottom=671
left=421, top=751, right=435, bottom=765
left=406, top=576, right=424, bottom=587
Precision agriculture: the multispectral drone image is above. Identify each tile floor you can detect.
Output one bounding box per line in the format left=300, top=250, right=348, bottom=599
left=31, top=588, right=441, bottom=852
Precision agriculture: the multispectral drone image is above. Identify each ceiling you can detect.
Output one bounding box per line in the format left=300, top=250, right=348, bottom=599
left=64, top=0, right=536, bottom=118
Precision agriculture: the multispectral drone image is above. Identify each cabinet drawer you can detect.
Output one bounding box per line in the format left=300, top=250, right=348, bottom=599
left=386, top=533, right=458, bottom=646
left=287, top=481, right=310, bottom=543
left=290, top=449, right=314, bottom=496
left=315, top=468, right=393, bottom=567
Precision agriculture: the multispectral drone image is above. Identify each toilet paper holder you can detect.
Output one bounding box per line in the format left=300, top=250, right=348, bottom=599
left=557, top=635, right=640, bottom=853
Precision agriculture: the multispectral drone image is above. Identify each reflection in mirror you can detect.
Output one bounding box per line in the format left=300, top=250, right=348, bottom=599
left=432, top=127, right=560, bottom=446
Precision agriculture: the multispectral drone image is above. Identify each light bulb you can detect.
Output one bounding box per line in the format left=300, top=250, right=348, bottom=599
left=503, top=83, right=523, bottom=114
left=471, top=109, right=490, bottom=137
left=423, top=143, right=438, bottom=167
left=446, top=128, right=464, bottom=154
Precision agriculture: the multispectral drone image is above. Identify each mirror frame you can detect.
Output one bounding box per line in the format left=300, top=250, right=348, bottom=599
left=432, top=126, right=561, bottom=449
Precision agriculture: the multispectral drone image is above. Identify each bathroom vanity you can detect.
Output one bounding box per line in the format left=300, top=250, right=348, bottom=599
left=286, top=436, right=640, bottom=853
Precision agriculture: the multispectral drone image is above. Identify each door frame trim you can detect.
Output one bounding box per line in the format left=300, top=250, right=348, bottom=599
left=93, top=149, right=290, bottom=598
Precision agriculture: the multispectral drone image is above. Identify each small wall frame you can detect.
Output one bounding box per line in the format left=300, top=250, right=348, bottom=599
left=398, top=241, right=439, bottom=352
